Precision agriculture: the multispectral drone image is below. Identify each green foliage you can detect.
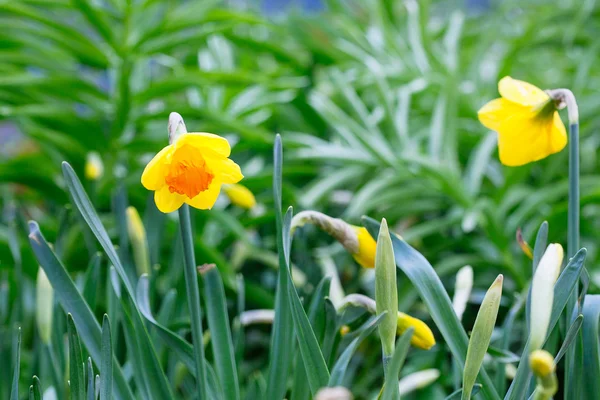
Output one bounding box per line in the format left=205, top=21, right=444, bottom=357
left=3, top=1, right=600, bottom=399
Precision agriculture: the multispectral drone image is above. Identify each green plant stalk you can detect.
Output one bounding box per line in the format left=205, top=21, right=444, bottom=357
left=565, top=122, right=580, bottom=400
left=178, top=204, right=208, bottom=400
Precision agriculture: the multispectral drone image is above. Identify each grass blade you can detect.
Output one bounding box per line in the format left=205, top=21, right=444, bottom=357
left=67, top=314, right=86, bottom=400
left=30, top=376, right=42, bottom=400
left=28, top=221, right=133, bottom=400
left=581, top=295, right=600, bottom=400
left=87, top=358, right=94, bottom=400
left=554, top=314, right=583, bottom=364
left=10, top=327, right=21, bottom=400
left=381, top=328, right=414, bottom=400
left=363, top=217, right=501, bottom=400
left=266, top=135, right=294, bottom=399
left=328, top=313, right=385, bottom=386
left=200, top=264, right=240, bottom=400
left=445, top=385, right=482, bottom=400
left=100, top=315, right=112, bottom=400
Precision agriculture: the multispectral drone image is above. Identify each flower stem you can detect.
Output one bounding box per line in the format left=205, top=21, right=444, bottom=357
left=565, top=121, right=580, bottom=400
left=178, top=204, right=207, bottom=400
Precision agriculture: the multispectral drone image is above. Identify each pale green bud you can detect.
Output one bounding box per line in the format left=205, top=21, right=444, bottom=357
left=375, top=218, right=398, bottom=358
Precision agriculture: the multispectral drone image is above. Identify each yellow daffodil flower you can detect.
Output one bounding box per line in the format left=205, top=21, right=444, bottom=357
left=478, top=76, right=567, bottom=166
left=222, top=183, right=256, bottom=209
left=530, top=350, right=555, bottom=378
left=142, top=132, right=243, bottom=213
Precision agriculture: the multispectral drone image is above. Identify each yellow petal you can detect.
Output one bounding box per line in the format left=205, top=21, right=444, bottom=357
left=142, top=145, right=173, bottom=190
left=214, top=158, right=244, bottom=184
left=154, top=186, right=184, bottom=213
left=185, top=181, right=222, bottom=210
left=352, top=226, right=376, bottom=269
left=397, top=312, right=436, bottom=350
left=498, top=76, right=549, bottom=106
left=223, top=184, right=256, bottom=209
left=176, top=132, right=231, bottom=157
left=477, top=98, right=524, bottom=132
left=497, top=111, right=567, bottom=166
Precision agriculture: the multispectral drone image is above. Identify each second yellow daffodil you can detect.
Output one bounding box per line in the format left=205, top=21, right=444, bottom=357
left=478, top=76, right=567, bottom=166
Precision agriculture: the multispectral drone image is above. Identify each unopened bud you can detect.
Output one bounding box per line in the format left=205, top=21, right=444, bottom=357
left=126, top=206, right=150, bottom=276
left=36, top=268, right=54, bottom=344
left=85, top=152, right=104, bottom=181
left=223, top=184, right=256, bottom=209
left=375, top=218, right=398, bottom=357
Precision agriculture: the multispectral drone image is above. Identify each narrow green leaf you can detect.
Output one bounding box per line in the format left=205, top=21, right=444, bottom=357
left=462, top=275, right=503, bottom=400
left=507, top=249, right=587, bottom=400
left=83, top=253, right=101, bottom=310
left=445, top=385, right=482, bottom=400
left=581, top=295, right=600, bottom=400
left=31, top=376, right=42, bottom=400
left=201, top=265, right=240, bottom=400
left=10, top=327, right=21, bottom=400
left=328, top=313, right=386, bottom=387
left=136, top=275, right=223, bottom=399
left=266, top=135, right=294, bottom=399
left=87, top=358, right=94, bottom=400
left=382, top=328, right=414, bottom=400
left=554, top=314, right=583, bottom=364
left=363, top=217, right=501, bottom=400
left=28, top=221, right=133, bottom=400
left=67, top=314, right=86, bottom=400
left=100, top=315, right=112, bottom=400
left=284, top=207, right=330, bottom=395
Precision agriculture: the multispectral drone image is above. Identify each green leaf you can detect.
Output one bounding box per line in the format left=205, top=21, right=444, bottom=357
left=363, top=217, right=501, bottom=400
left=201, top=265, right=240, bottom=400
left=100, top=315, right=112, bottom=400
left=581, top=295, right=600, bottom=400
left=284, top=206, right=330, bottom=395
left=445, top=385, right=482, bottom=400
left=28, top=221, right=133, bottom=400
left=507, top=248, right=587, bottom=400
left=83, top=253, right=101, bottom=311
left=266, top=135, right=294, bottom=400
left=87, top=358, right=95, bottom=400
left=136, top=275, right=223, bottom=399
left=328, top=313, right=386, bottom=387
left=381, top=327, right=414, bottom=400
left=30, top=376, right=42, bottom=400
left=67, top=314, right=86, bottom=400
left=462, top=275, right=503, bottom=400
left=554, top=314, right=583, bottom=364
left=10, top=327, right=21, bottom=400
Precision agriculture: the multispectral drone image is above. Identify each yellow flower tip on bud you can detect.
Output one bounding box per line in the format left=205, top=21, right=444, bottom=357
left=222, top=183, right=256, bottom=209
left=397, top=312, right=436, bottom=350
left=36, top=268, right=54, bottom=344
left=529, top=350, right=555, bottom=378
left=85, top=152, right=104, bottom=181
left=530, top=244, right=564, bottom=351
left=478, top=76, right=567, bottom=166
left=340, top=325, right=351, bottom=336
left=126, top=206, right=150, bottom=276
left=352, top=226, right=377, bottom=269
left=516, top=228, right=533, bottom=259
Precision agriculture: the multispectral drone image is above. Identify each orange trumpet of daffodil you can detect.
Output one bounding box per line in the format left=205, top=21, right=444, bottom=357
left=141, top=113, right=243, bottom=213
left=478, top=76, right=567, bottom=166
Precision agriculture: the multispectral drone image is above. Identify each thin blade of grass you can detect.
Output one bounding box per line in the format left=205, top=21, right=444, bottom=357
left=100, top=315, right=112, bottom=400
left=30, top=376, right=42, bottom=400
left=554, top=314, right=583, bottom=364
left=87, top=358, right=94, bottom=400
left=10, top=327, right=21, bottom=400
left=67, top=314, right=86, bottom=400
left=581, top=295, right=600, bottom=400
left=381, top=328, right=414, bottom=400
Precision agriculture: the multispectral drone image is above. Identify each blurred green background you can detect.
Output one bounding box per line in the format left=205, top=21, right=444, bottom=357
left=1, top=0, right=599, bottom=398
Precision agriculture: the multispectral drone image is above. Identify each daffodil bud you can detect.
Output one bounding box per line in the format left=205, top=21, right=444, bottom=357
left=85, top=152, right=104, bottom=181
left=126, top=206, right=150, bottom=276
left=222, top=184, right=256, bottom=209
left=398, top=369, right=440, bottom=396
left=290, top=211, right=376, bottom=268
left=337, top=294, right=435, bottom=350
left=452, top=265, right=473, bottom=321
left=339, top=325, right=350, bottom=336
left=36, top=268, right=54, bottom=344
left=397, top=312, right=435, bottom=350
left=530, top=244, right=563, bottom=351
left=168, top=112, right=188, bottom=144
left=529, top=350, right=558, bottom=400
left=375, top=218, right=398, bottom=358
left=462, top=274, right=503, bottom=400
